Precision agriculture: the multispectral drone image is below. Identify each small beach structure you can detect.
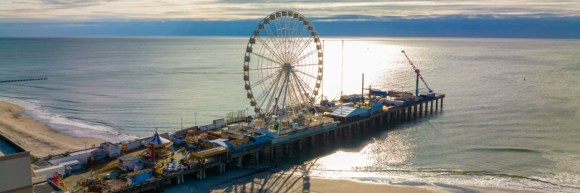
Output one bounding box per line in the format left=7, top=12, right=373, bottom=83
left=118, top=155, right=143, bottom=172
left=140, top=129, right=172, bottom=162
left=144, top=129, right=170, bottom=146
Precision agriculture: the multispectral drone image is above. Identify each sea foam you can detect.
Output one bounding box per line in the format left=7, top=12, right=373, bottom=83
left=1, top=97, right=138, bottom=143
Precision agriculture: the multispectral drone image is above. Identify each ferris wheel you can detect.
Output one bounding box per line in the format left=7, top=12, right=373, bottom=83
left=243, top=10, right=323, bottom=130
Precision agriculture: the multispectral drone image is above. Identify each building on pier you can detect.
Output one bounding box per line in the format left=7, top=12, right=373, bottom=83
left=0, top=134, right=32, bottom=193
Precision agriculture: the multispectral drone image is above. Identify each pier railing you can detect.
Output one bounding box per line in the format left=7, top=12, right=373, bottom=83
left=225, top=109, right=248, bottom=124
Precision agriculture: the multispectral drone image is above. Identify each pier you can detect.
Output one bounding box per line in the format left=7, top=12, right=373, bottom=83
left=263, top=94, right=444, bottom=161
left=23, top=10, right=448, bottom=193
left=42, top=93, right=445, bottom=193
left=161, top=94, right=443, bottom=192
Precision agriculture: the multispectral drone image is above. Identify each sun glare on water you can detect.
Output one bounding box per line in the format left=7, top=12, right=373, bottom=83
left=313, top=130, right=415, bottom=174
left=320, top=39, right=408, bottom=100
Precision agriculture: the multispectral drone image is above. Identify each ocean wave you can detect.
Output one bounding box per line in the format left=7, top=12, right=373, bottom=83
left=1, top=97, right=138, bottom=143
left=468, top=147, right=542, bottom=154
left=309, top=168, right=580, bottom=192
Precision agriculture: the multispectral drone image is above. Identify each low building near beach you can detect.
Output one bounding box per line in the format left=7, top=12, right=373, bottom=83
left=102, top=142, right=122, bottom=158
left=0, top=134, right=32, bottom=193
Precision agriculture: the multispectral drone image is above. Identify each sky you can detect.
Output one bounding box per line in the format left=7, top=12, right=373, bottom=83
left=1, top=0, right=580, bottom=38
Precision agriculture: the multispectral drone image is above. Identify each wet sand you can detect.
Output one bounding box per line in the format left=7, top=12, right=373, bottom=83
left=192, top=166, right=448, bottom=193
left=0, top=101, right=103, bottom=158
left=309, top=178, right=446, bottom=193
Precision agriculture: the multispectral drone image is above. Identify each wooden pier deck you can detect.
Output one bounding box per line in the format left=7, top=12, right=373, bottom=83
left=148, top=94, right=444, bottom=192
left=63, top=94, right=444, bottom=193
left=262, top=94, right=445, bottom=161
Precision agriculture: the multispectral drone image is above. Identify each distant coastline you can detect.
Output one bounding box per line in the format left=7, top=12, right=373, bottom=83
left=1, top=16, right=580, bottom=39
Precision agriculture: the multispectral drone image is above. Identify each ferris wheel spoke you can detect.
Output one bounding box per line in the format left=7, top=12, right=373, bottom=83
left=251, top=52, right=283, bottom=66
left=294, top=60, right=318, bottom=72
left=257, top=73, right=284, bottom=105
left=289, top=75, right=309, bottom=105
left=291, top=38, right=314, bottom=62
left=256, top=70, right=284, bottom=109
left=279, top=20, right=298, bottom=63
left=293, top=69, right=317, bottom=80
left=290, top=72, right=313, bottom=104
left=293, top=69, right=316, bottom=94
left=268, top=74, right=284, bottom=112
left=256, top=37, right=285, bottom=63
left=288, top=25, right=310, bottom=59
left=256, top=70, right=283, bottom=101
left=252, top=69, right=282, bottom=87
left=286, top=21, right=300, bottom=58
left=291, top=49, right=318, bottom=65
left=285, top=82, right=298, bottom=113
left=276, top=72, right=290, bottom=114
left=292, top=40, right=315, bottom=63
left=268, top=21, right=290, bottom=62
left=275, top=72, right=290, bottom=104
left=288, top=83, right=305, bottom=116
left=282, top=21, right=297, bottom=53
left=249, top=66, right=283, bottom=71
left=292, top=63, right=318, bottom=68
left=293, top=72, right=312, bottom=97
left=278, top=33, right=295, bottom=63
left=258, top=38, right=283, bottom=63
left=258, top=73, right=285, bottom=114
left=271, top=37, right=289, bottom=63
left=263, top=26, right=287, bottom=62
left=280, top=18, right=290, bottom=39
left=264, top=73, right=286, bottom=115
left=290, top=75, right=304, bottom=104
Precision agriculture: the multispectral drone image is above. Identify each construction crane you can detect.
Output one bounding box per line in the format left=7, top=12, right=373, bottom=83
left=0, top=77, right=47, bottom=84
left=401, top=50, right=433, bottom=99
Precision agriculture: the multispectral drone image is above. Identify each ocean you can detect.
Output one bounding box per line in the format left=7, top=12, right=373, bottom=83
left=0, top=37, right=578, bottom=192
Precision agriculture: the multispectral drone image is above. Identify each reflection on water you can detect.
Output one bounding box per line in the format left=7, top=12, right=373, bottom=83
left=312, top=130, right=414, bottom=172
left=364, top=131, right=415, bottom=169
left=310, top=38, right=580, bottom=192
left=321, top=39, right=416, bottom=100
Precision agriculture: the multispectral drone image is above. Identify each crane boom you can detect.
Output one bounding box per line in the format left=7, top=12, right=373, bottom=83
left=401, top=50, right=433, bottom=93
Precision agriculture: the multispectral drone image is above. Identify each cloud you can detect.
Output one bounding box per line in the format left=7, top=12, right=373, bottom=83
left=1, top=0, right=580, bottom=22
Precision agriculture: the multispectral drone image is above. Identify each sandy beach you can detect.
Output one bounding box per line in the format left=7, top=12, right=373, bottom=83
left=211, top=175, right=447, bottom=193
left=308, top=178, right=446, bottom=193
left=0, top=101, right=103, bottom=158
left=179, top=166, right=448, bottom=193
left=205, top=169, right=534, bottom=193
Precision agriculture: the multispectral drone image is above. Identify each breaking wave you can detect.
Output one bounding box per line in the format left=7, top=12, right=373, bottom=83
left=1, top=97, right=138, bottom=143
left=310, top=168, right=580, bottom=193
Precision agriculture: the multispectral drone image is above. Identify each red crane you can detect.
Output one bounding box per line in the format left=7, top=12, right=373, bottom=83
left=401, top=50, right=433, bottom=98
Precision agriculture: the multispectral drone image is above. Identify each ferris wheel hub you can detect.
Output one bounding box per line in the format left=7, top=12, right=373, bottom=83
left=282, top=63, right=292, bottom=72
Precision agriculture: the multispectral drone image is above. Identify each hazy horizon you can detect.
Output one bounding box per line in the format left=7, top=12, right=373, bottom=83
left=1, top=16, right=580, bottom=38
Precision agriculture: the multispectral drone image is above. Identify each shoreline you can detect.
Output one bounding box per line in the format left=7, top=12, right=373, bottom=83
left=166, top=166, right=449, bottom=193
left=0, top=101, right=103, bottom=158
left=308, top=177, right=446, bottom=193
